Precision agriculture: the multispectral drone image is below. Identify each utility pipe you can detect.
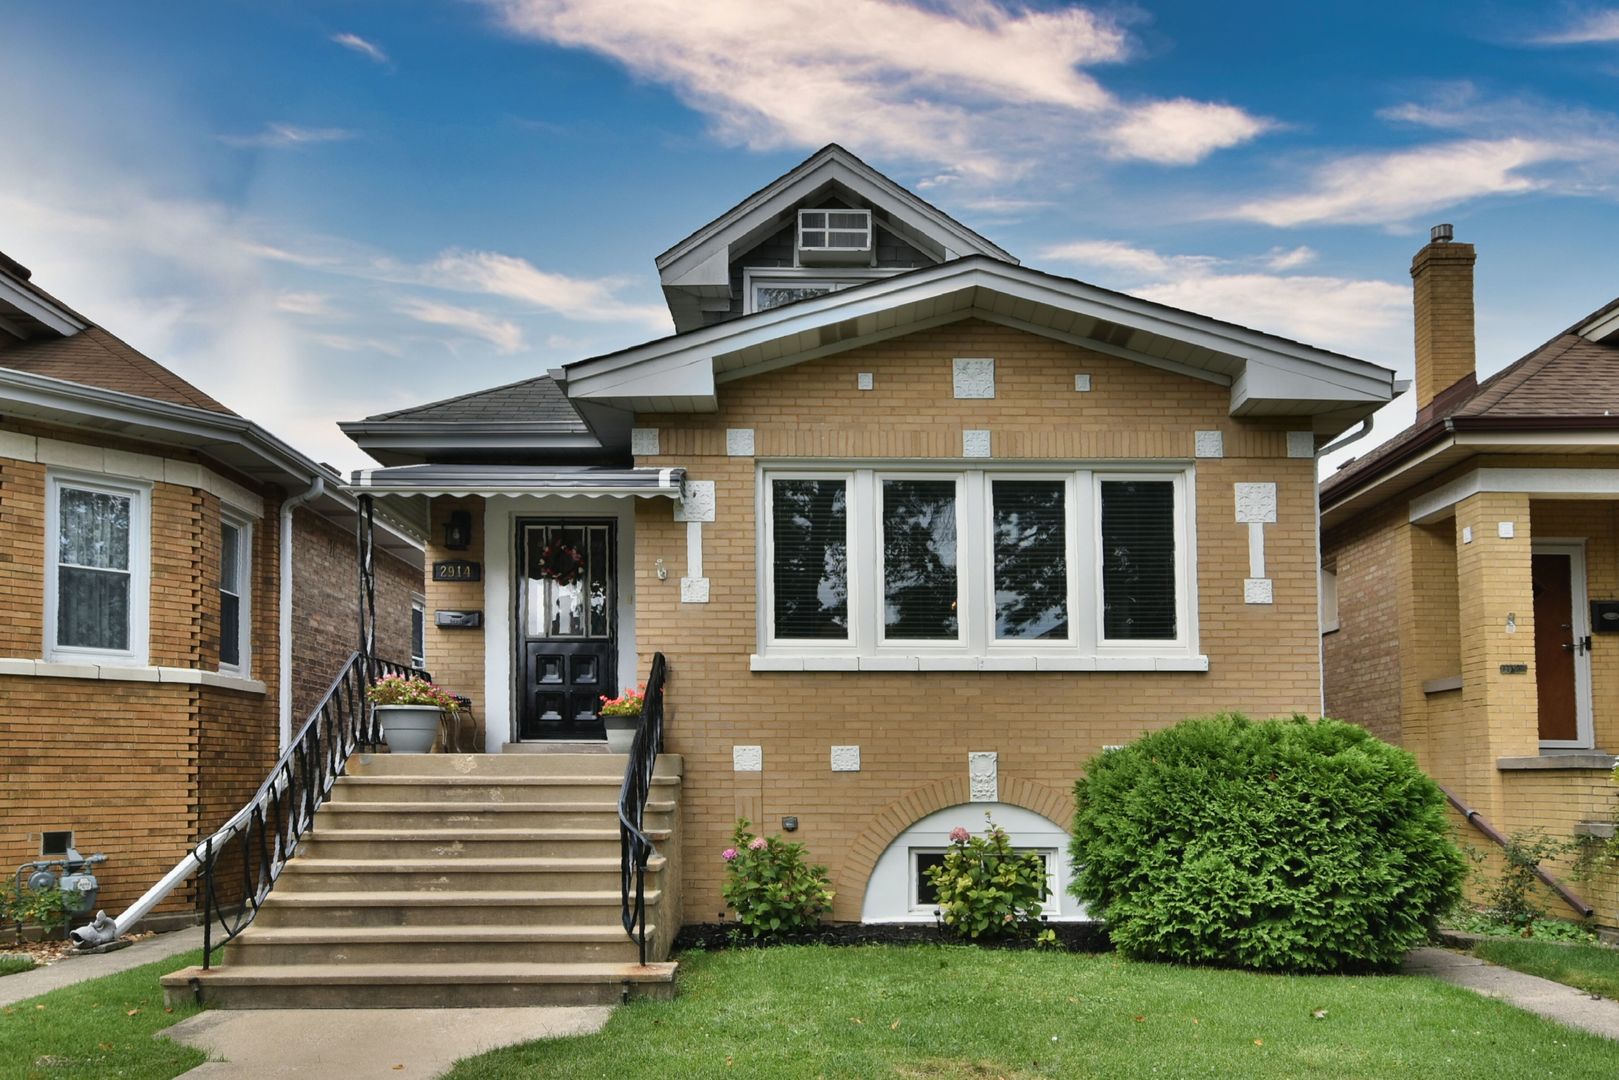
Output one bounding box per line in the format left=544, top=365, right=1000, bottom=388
left=278, top=475, right=325, bottom=752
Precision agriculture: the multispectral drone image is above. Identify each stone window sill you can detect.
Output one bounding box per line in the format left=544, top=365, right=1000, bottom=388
left=750, top=654, right=1209, bottom=673
left=1496, top=753, right=1617, bottom=772
left=0, top=658, right=267, bottom=695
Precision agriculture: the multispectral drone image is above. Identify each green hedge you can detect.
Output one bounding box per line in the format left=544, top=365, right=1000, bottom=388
left=1070, top=713, right=1465, bottom=973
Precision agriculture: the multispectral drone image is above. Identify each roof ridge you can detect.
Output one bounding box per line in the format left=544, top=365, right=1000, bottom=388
left=367, top=372, right=563, bottom=421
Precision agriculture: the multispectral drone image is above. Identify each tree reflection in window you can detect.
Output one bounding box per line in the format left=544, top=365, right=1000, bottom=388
left=771, top=479, right=849, bottom=639
left=882, top=479, right=958, bottom=639
left=992, top=480, right=1068, bottom=639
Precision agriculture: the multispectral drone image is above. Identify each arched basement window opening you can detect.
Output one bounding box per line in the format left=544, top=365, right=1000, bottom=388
left=859, top=802, right=1090, bottom=923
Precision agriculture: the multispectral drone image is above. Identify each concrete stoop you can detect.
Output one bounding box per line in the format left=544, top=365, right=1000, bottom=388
left=161, top=752, right=682, bottom=1009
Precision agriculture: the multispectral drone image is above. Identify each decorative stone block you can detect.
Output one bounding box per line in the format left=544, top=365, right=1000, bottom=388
left=857, top=372, right=874, bottom=391
left=963, top=430, right=991, bottom=458
left=1073, top=373, right=1091, bottom=392
left=952, top=358, right=995, bottom=399
left=1194, top=431, right=1224, bottom=459
left=830, top=745, right=861, bottom=772
left=1498, top=521, right=1516, bottom=539
left=680, top=577, right=710, bottom=604
left=1462, top=526, right=1473, bottom=544
left=732, top=745, right=762, bottom=772
left=630, top=427, right=660, bottom=456
left=725, top=428, right=755, bottom=456
left=1234, top=482, right=1277, bottom=524
left=673, top=480, right=715, bottom=522
left=1287, top=431, right=1315, bottom=458
left=1244, top=578, right=1274, bottom=604
left=969, top=752, right=998, bottom=802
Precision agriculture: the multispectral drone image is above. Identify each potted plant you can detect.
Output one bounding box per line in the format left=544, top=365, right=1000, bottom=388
left=367, top=674, right=455, bottom=753
left=599, top=683, right=646, bottom=754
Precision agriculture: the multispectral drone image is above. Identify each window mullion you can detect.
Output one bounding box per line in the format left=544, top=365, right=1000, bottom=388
left=852, top=470, right=878, bottom=655
left=1073, top=470, right=1098, bottom=654
left=963, top=472, right=988, bottom=654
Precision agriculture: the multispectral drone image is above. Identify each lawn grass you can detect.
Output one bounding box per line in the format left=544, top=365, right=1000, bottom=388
left=1472, top=938, right=1619, bottom=1000
left=444, top=945, right=1619, bottom=1079
left=0, top=949, right=206, bottom=1080
left=0, top=956, right=37, bottom=978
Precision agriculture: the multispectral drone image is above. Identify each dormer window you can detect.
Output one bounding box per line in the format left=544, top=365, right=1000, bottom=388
left=798, top=209, right=872, bottom=265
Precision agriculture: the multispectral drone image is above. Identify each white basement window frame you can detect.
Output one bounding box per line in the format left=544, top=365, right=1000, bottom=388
left=44, top=469, right=151, bottom=666
left=756, top=463, right=1199, bottom=667
left=909, top=847, right=1058, bottom=914
left=218, top=508, right=253, bottom=677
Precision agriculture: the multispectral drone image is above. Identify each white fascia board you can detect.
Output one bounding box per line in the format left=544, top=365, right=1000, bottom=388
left=1233, top=361, right=1391, bottom=414
left=1577, top=306, right=1619, bottom=344
left=569, top=260, right=1396, bottom=410
left=665, top=246, right=733, bottom=292
left=1410, top=467, right=1619, bottom=523
left=0, top=276, right=86, bottom=336
left=569, top=355, right=717, bottom=403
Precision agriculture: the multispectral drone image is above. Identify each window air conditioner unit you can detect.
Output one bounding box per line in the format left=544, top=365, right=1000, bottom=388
left=797, top=209, right=873, bottom=265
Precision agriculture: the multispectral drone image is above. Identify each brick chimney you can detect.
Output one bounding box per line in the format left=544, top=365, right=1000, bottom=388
left=1410, top=223, right=1476, bottom=415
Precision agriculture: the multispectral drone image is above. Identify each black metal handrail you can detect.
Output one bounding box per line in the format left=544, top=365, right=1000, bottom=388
left=193, top=652, right=427, bottom=967
left=617, top=652, right=668, bottom=966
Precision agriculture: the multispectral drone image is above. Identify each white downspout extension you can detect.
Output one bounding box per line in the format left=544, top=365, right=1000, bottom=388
left=1314, top=416, right=1376, bottom=717
left=278, top=475, right=325, bottom=751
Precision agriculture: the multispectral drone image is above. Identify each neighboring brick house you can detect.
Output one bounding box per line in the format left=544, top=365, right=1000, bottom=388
left=345, top=145, right=1399, bottom=926
left=0, top=251, right=422, bottom=922
left=1323, top=227, right=1619, bottom=925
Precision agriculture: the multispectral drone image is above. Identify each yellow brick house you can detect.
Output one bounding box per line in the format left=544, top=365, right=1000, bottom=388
left=1323, top=227, right=1619, bottom=924
left=340, top=144, right=1399, bottom=941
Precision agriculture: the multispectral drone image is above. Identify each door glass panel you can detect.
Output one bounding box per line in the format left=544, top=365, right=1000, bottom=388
left=992, top=480, right=1069, bottom=640
left=524, top=525, right=612, bottom=640
left=882, top=479, right=959, bottom=640
left=588, top=527, right=610, bottom=637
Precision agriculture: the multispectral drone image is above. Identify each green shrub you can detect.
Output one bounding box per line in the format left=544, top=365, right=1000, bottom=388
left=1, top=879, right=68, bottom=938
left=1070, top=712, right=1466, bottom=973
left=1483, top=830, right=1576, bottom=929
left=720, top=819, right=834, bottom=936
left=927, top=814, right=1057, bottom=944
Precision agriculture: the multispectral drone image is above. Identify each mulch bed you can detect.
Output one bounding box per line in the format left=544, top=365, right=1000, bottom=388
left=2, top=930, right=155, bottom=966
left=674, top=920, right=1110, bottom=954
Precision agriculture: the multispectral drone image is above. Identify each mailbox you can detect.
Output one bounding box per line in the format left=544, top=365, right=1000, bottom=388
left=1591, top=601, right=1619, bottom=633
left=435, top=609, right=483, bottom=630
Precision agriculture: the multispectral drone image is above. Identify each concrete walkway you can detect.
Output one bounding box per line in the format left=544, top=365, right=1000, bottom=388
left=0, top=925, right=203, bottom=1008
left=1406, top=946, right=1619, bottom=1041
left=164, top=1005, right=613, bottom=1078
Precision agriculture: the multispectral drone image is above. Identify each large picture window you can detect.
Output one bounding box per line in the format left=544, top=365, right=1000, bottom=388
left=759, top=466, right=1195, bottom=666
left=46, top=473, right=150, bottom=664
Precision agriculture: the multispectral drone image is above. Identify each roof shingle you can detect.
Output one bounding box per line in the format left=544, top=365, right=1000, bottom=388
left=0, top=327, right=236, bottom=415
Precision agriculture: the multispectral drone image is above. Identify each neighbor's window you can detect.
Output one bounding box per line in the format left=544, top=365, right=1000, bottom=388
left=47, top=473, right=149, bottom=663
left=218, top=514, right=251, bottom=674
left=760, top=467, right=1192, bottom=661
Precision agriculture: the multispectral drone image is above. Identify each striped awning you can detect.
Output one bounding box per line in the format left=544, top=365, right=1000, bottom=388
left=348, top=464, right=685, bottom=499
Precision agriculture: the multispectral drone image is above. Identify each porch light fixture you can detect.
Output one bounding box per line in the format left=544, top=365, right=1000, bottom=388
left=443, top=510, right=473, bottom=551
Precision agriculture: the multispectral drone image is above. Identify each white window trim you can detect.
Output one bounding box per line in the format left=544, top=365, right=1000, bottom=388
left=755, top=461, right=1202, bottom=671
left=410, top=593, right=427, bottom=669
left=44, top=469, right=151, bottom=666
left=219, top=508, right=252, bottom=677
left=742, top=267, right=903, bottom=315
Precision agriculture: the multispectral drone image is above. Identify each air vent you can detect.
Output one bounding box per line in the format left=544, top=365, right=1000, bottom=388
left=797, top=209, right=873, bottom=265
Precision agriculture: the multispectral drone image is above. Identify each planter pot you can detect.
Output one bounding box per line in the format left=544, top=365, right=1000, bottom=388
left=603, top=713, right=640, bottom=754
left=375, top=705, right=441, bottom=753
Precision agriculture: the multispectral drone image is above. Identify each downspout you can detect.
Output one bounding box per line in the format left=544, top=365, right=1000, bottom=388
left=278, top=475, right=325, bottom=751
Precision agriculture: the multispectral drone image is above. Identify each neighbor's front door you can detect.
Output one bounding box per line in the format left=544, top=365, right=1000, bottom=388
left=516, top=520, right=616, bottom=741
left=1531, top=544, right=1592, bottom=746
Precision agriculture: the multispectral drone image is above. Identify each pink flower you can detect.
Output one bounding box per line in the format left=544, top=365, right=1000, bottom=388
left=748, top=837, right=767, bottom=851
left=949, top=826, right=971, bottom=844
left=721, top=847, right=739, bottom=862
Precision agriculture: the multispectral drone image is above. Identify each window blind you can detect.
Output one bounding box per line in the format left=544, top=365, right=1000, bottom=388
left=771, top=479, right=850, bottom=639
left=882, top=479, right=959, bottom=640
left=991, top=480, right=1069, bottom=640
left=1100, top=480, right=1177, bottom=640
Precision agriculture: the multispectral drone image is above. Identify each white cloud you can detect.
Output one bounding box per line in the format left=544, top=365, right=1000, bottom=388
left=1039, top=239, right=1218, bottom=278
left=221, top=123, right=357, bottom=149
left=331, top=32, right=390, bottom=63
left=274, top=291, right=336, bottom=317
left=479, top=0, right=1270, bottom=176
left=1263, top=245, right=1316, bottom=270
left=1225, top=138, right=1566, bottom=227
left=1533, top=10, right=1619, bottom=44
left=397, top=298, right=525, bottom=353
left=426, top=250, right=672, bottom=329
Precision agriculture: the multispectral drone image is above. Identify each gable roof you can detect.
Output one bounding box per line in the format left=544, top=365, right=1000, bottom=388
left=362, top=374, right=587, bottom=427
left=563, top=255, right=1399, bottom=431
left=1, top=326, right=237, bottom=415
left=1322, top=298, right=1619, bottom=519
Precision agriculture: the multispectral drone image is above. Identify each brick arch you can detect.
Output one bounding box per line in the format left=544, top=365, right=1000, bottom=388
left=835, top=775, right=1075, bottom=920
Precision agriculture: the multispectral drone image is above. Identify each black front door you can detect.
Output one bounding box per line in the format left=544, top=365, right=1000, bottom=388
left=516, top=520, right=617, bottom=740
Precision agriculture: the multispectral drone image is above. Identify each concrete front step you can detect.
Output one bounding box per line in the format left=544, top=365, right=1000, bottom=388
left=329, top=775, right=681, bottom=805
left=275, top=855, right=664, bottom=894
left=348, top=752, right=683, bottom=778
left=316, top=800, right=676, bottom=831
left=295, top=827, right=668, bottom=861
left=161, top=961, right=677, bottom=1009
left=223, top=924, right=652, bottom=966
left=254, top=889, right=661, bottom=929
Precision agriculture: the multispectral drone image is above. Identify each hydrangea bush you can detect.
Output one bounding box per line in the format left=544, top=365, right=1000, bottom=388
left=1071, top=712, right=1466, bottom=973
left=720, top=819, right=834, bottom=936
left=927, top=814, right=1055, bottom=943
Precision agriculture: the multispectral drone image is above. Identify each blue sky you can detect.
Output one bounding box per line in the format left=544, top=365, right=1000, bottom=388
left=6, top=2, right=1619, bottom=472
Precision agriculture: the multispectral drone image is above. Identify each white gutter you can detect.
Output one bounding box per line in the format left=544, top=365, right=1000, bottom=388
left=278, top=475, right=325, bottom=751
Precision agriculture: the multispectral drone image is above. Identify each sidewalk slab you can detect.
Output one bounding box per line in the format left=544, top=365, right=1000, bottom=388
left=163, top=1005, right=612, bottom=1078
left=0, top=926, right=203, bottom=1007
left=1405, top=946, right=1619, bottom=1041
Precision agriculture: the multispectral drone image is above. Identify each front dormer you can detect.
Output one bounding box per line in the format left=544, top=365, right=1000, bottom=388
left=654, top=144, right=1016, bottom=332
